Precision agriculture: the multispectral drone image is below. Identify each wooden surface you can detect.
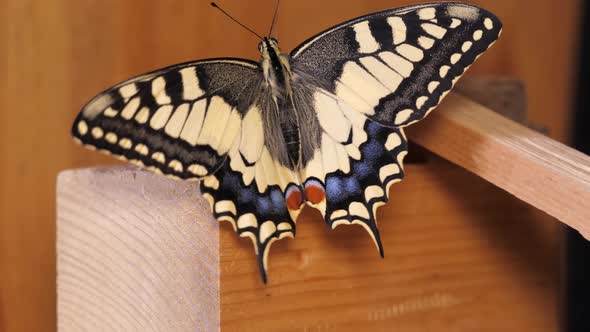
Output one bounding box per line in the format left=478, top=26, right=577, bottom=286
left=409, top=92, right=590, bottom=240
left=221, top=158, right=560, bottom=331
left=57, top=167, right=219, bottom=331
left=56, top=159, right=560, bottom=332
left=0, top=0, right=580, bottom=331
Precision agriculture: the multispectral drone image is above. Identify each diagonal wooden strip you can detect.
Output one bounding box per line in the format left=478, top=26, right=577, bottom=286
left=409, top=92, right=590, bottom=239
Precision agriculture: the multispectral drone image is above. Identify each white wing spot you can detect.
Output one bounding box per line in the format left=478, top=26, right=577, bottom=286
left=330, top=209, right=348, bottom=220
left=450, top=53, right=462, bottom=64
left=385, top=132, right=402, bottom=150
left=215, top=200, right=237, bottom=215
left=179, top=67, right=204, bottom=100
left=151, top=151, right=166, bottom=164
left=90, top=127, right=104, bottom=139
left=119, top=83, right=137, bottom=100
left=165, top=103, right=190, bottom=138
left=77, top=121, right=88, bottom=136
left=260, top=221, right=277, bottom=243
left=105, top=132, right=118, bottom=144
left=422, top=23, right=447, bottom=39
left=277, top=223, right=292, bottom=231
left=152, top=76, right=171, bottom=105
left=418, top=36, right=435, bottom=50
left=188, top=164, right=208, bottom=176
left=379, top=164, right=401, bottom=182
left=387, top=16, right=406, bottom=45
left=416, top=96, right=428, bottom=109
left=338, top=61, right=389, bottom=112
left=203, top=176, right=220, bottom=190
left=450, top=18, right=462, bottom=28
left=394, top=109, right=413, bottom=125
left=352, top=21, right=380, bottom=53
left=378, top=51, right=413, bottom=78
left=359, top=56, right=403, bottom=92
left=118, top=138, right=132, bottom=149
left=238, top=214, right=258, bottom=229
left=135, top=144, right=148, bottom=156
left=121, top=97, right=140, bottom=120
left=150, top=105, right=173, bottom=130
left=364, top=185, right=385, bottom=202
left=180, top=99, right=207, bottom=146
left=440, top=65, right=450, bottom=78
left=135, top=107, right=150, bottom=124
left=349, top=202, right=370, bottom=219
left=103, top=107, right=118, bottom=118
left=473, top=30, right=483, bottom=41
left=428, top=81, right=440, bottom=93
left=417, top=7, right=436, bottom=20
left=168, top=159, right=183, bottom=173
left=484, top=18, right=494, bottom=30
left=396, top=44, right=424, bottom=62
left=461, top=41, right=473, bottom=52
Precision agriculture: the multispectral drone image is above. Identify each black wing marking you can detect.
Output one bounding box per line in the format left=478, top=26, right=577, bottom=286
left=72, top=58, right=261, bottom=179
left=291, top=2, right=502, bottom=127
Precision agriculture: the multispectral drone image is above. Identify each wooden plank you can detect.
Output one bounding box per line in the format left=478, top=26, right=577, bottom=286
left=408, top=92, right=590, bottom=239
left=56, top=167, right=219, bottom=331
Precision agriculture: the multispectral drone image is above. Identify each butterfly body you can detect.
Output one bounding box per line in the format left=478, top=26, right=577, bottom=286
left=72, top=2, right=502, bottom=283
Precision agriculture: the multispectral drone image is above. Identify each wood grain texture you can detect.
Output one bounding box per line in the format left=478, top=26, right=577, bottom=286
left=409, top=92, right=590, bottom=240
left=57, top=167, right=219, bottom=331
left=0, top=0, right=580, bottom=330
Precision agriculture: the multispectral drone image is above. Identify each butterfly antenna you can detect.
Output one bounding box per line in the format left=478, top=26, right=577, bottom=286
left=268, top=0, right=281, bottom=37
left=211, top=2, right=263, bottom=40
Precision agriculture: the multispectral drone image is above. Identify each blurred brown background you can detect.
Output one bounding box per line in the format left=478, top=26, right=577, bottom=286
left=0, top=0, right=581, bottom=330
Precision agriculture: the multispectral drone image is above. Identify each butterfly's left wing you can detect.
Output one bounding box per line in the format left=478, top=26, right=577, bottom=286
left=290, top=3, right=501, bottom=250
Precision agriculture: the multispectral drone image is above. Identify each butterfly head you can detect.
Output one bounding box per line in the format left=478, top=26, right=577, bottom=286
left=258, top=37, right=281, bottom=57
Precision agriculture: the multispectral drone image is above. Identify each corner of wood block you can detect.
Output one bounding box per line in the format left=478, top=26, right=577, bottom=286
left=56, top=166, right=219, bottom=331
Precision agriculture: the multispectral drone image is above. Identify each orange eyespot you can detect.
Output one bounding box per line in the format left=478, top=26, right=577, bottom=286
left=304, top=180, right=325, bottom=204
left=286, top=187, right=303, bottom=210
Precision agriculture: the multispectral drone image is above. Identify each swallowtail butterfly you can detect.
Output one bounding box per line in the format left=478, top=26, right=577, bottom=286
left=72, top=2, right=502, bottom=283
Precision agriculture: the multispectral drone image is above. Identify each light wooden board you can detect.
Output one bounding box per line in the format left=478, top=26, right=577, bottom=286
left=409, top=92, right=590, bottom=240
left=57, top=167, right=219, bottom=331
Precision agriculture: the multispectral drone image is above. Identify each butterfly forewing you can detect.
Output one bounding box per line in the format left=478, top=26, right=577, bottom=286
left=292, top=3, right=502, bottom=127
left=72, top=59, right=260, bottom=179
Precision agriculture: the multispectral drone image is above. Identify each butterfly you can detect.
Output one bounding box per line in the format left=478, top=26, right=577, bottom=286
left=72, top=1, right=502, bottom=283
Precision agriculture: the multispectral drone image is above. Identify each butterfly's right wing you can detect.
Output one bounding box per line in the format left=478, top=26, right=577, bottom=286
left=290, top=3, right=502, bottom=128
left=72, top=58, right=261, bottom=179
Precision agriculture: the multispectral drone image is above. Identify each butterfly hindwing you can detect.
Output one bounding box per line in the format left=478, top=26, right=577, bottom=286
left=291, top=3, right=502, bottom=127
left=200, top=117, right=304, bottom=282
left=72, top=58, right=261, bottom=179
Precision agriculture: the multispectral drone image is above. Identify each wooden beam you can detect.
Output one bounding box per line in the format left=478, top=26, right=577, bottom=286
left=408, top=92, right=590, bottom=239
